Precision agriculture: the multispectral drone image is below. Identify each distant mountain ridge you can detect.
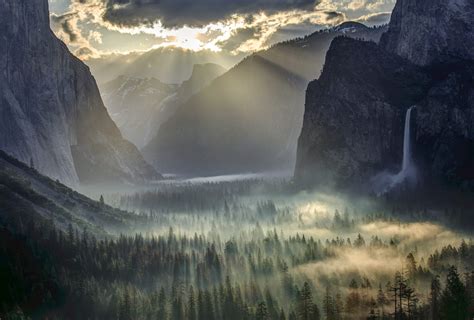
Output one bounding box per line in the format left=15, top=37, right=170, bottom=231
left=0, top=0, right=160, bottom=186
left=100, top=76, right=178, bottom=148
left=100, top=63, right=226, bottom=148
left=179, top=63, right=227, bottom=96
left=332, top=21, right=372, bottom=33
left=87, top=47, right=243, bottom=84
left=143, top=23, right=387, bottom=176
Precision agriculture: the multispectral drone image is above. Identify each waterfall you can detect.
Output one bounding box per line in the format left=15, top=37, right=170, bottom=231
left=401, top=106, right=414, bottom=175
left=372, top=106, right=417, bottom=195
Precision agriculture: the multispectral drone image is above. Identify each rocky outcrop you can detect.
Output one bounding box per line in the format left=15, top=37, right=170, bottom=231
left=414, top=64, right=474, bottom=188
left=295, top=37, right=431, bottom=187
left=143, top=23, right=387, bottom=176
left=380, top=0, right=474, bottom=66
left=0, top=0, right=160, bottom=186
left=296, top=0, right=474, bottom=190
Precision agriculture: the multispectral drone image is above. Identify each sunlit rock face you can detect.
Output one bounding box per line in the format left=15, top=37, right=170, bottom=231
left=296, top=0, right=474, bottom=191
left=0, top=0, right=160, bottom=186
left=143, top=23, right=386, bottom=176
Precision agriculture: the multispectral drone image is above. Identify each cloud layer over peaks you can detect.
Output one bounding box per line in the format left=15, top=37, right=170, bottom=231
left=100, top=0, right=320, bottom=28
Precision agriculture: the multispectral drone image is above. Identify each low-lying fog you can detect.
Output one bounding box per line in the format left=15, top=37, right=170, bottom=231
left=68, top=175, right=473, bottom=318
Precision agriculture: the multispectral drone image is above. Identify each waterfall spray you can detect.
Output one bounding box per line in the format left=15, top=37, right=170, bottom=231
left=372, top=106, right=417, bottom=195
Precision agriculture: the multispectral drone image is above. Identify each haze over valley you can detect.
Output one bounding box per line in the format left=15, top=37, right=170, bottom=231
left=0, top=0, right=473, bottom=319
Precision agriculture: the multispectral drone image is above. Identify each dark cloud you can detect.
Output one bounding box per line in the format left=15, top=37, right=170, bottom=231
left=357, top=12, right=391, bottom=26
left=75, top=46, right=94, bottom=57
left=51, top=12, right=80, bottom=43
left=220, top=27, right=260, bottom=51
left=94, top=0, right=320, bottom=28
left=325, top=11, right=345, bottom=22
left=262, top=22, right=316, bottom=46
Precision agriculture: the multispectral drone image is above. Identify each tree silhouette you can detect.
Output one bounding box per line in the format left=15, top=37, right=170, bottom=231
left=429, top=276, right=441, bottom=320
left=440, top=266, right=469, bottom=320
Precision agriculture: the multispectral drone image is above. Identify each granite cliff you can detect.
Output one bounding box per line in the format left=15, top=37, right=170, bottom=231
left=0, top=0, right=160, bottom=186
left=296, top=0, right=474, bottom=190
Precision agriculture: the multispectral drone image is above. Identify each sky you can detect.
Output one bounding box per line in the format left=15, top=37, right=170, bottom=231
left=48, top=0, right=396, bottom=60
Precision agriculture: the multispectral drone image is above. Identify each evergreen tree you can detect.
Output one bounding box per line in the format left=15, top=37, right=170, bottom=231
left=440, top=266, right=469, bottom=320
left=288, top=310, right=297, bottom=320
left=204, top=290, right=215, bottom=320
left=390, top=272, right=408, bottom=319
left=264, top=288, right=279, bottom=320
left=187, top=286, right=197, bottom=320
left=172, top=296, right=184, bottom=320
left=354, top=234, right=366, bottom=247
left=377, top=283, right=388, bottom=315
left=367, top=308, right=377, bottom=320
left=157, top=287, right=167, bottom=320
left=297, top=282, right=319, bottom=320
left=404, top=286, right=418, bottom=319
left=280, top=261, right=294, bottom=298
left=323, top=286, right=335, bottom=320
left=279, top=309, right=286, bottom=320
left=334, top=290, right=343, bottom=320
left=255, top=301, right=269, bottom=320
left=405, top=253, right=417, bottom=279
left=345, top=279, right=360, bottom=315
left=197, top=290, right=205, bottom=320
left=119, top=289, right=132, bottom=320
left=465, top=271, right=474, bottom=319
left=429, top=276, right=441, bottom=320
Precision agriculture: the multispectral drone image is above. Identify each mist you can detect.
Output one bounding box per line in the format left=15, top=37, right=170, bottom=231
left=69, top=176, right=474, bottom=319
left=2, top=0, right=473, bottom=318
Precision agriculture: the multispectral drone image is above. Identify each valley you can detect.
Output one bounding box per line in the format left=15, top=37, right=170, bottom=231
left=0, top=0, right=473, bottom=319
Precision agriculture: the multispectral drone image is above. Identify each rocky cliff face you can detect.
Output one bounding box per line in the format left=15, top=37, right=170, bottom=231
left=414, top=64, right=474, bottom=188
left=0, top=0, right=159, bottom=186
left=380, top=0, right=474, bottom=66
left=296, top=0, right=474, bottom=190
left=295, top=37, right=431, bottom=187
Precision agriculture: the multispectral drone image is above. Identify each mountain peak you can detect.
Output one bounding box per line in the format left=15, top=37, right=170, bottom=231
left=187, top=63, right=226, bottom=83
left=180, top=63, right=226, bottom=95
left=332, top=21, right=370, bottom=33
left=381, top=0, right=474, bottom=66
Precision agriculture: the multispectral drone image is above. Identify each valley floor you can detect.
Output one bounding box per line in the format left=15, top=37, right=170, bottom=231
left=1, top=173, right=473, bottom=319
